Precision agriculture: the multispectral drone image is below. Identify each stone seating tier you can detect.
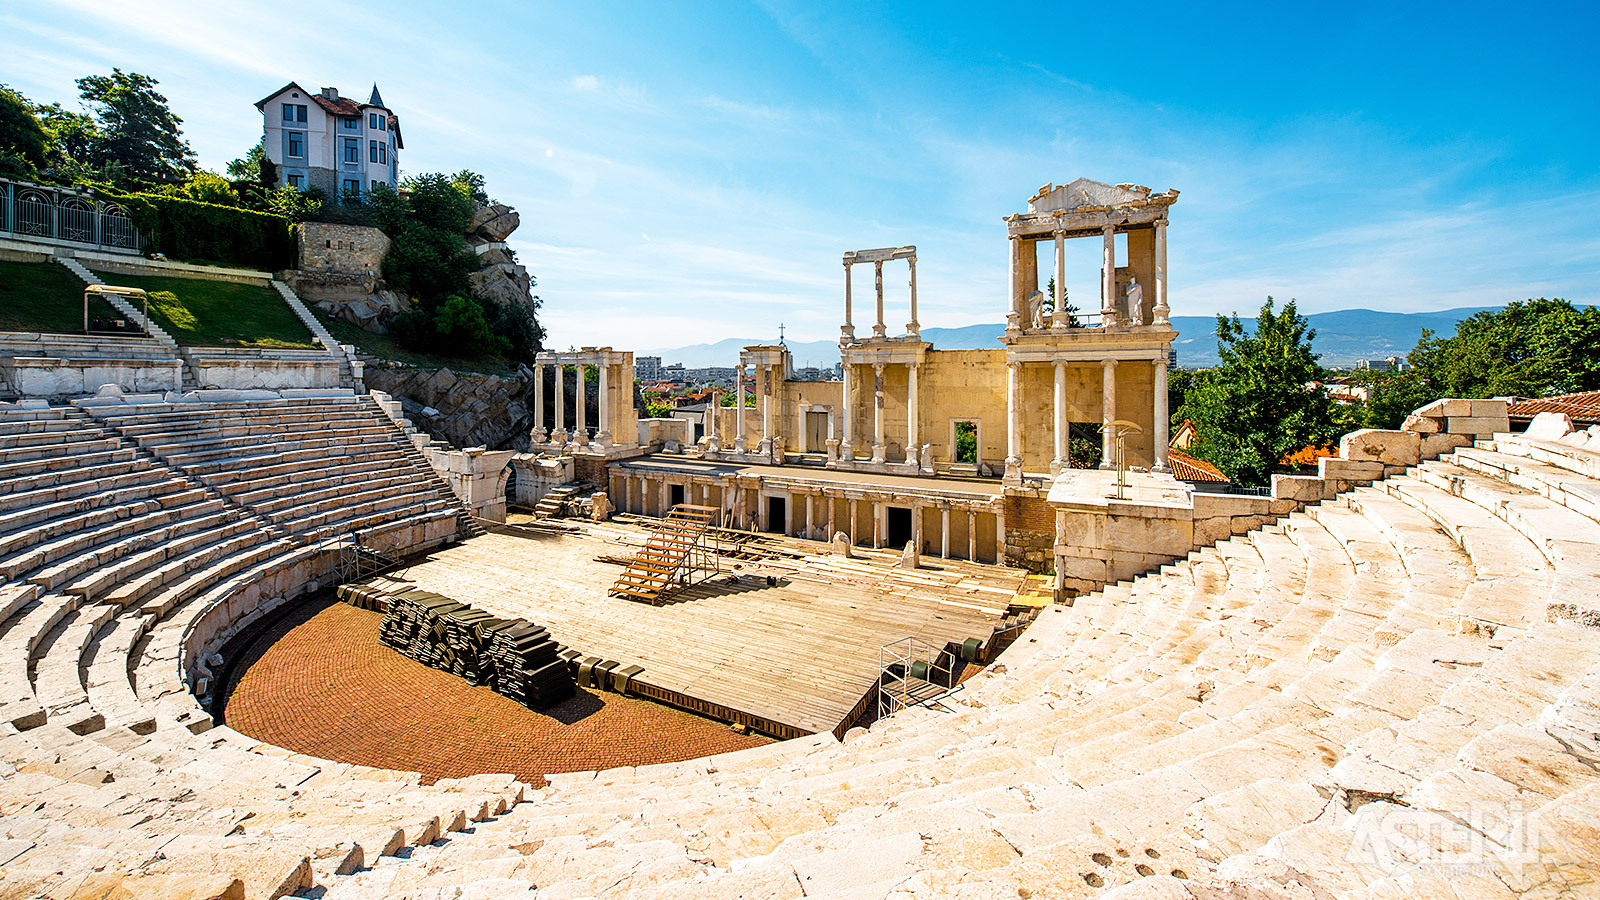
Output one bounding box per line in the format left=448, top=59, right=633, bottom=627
left=307, top=438, right=1598, bottom=899
left=0, top=398, right=506, bottom=899
left=0, top=398, right=1596, bottom=897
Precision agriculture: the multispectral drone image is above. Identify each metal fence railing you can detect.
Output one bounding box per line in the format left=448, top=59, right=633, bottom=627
left=0, top=178, right=140, bottom=252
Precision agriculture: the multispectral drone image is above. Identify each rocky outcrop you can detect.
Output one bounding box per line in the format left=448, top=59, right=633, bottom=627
left=464, top=202, right=536, bottom=313
left=469, top=203, right=520, bottom=242
left=363, top=361, right=535, bottom=452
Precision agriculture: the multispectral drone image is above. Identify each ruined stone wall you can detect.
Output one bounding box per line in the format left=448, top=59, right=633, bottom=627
left=297, top=222, right=389, bottom=275
left=1003, top=491, right=1056, bottom=572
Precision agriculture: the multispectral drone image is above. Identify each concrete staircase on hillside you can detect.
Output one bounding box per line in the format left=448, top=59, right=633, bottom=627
left=54, top=257, right=179, bottom=349
left=271, top=280, right=364, bottom=390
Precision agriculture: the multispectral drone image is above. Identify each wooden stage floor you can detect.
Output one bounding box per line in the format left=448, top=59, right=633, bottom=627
left=357, top=520, right=1028, bottom=737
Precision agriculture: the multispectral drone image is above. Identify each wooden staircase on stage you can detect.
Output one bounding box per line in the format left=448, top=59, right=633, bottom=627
left=608, top=504, right=720, bottom=605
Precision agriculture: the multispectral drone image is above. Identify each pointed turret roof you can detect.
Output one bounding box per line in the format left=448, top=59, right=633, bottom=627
left=367, top=84, right=386, bottom=109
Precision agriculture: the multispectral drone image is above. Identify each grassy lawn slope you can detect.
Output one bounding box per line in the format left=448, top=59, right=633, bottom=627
left=0, top=260, right=121, bottom=333
left=90, top=270, right=318, bottom=349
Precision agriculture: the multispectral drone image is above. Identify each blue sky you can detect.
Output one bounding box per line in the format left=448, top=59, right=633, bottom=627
left=4, top=1, right=1596, bottom=350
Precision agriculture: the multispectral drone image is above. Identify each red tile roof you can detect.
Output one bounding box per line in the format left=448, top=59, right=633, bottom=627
left=1508, top=390, right=1600, bottom=424
left=1167, top=447, right=1230, bottom=483
left=312, top=94, right=362, bottom=117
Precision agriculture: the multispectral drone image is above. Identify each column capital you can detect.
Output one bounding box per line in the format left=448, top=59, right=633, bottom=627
left=1102, top=223, right=1116, bottom=235
left=873, top=361, right=885, bottom=373
left=1154, top=218, right=1168, bottom=230
left=1101, top=357, right=1118, bottom=369
left=1054, top=359, right=1067, bottom=371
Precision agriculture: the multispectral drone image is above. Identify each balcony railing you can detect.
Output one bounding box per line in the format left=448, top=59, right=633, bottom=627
left=0, top=179, right=140, bottom=253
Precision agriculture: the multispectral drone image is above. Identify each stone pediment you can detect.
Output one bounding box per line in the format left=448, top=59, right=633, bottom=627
left=1029, top=178, right=1152, bottom=214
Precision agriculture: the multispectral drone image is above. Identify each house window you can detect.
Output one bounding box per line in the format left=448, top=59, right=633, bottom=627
left=282, top=103, right=293, bottom=121
left=343, top=137, right=359, bottom=163
left=342, top=178, right=361, bottom=197
left=343, top=117, right=360, bottom=130
left=369, top=112, right=387, bottom=130
left=281, top=103, right=306, bottom=122
left=370, top=179, right=382, bottom=192
left=286, top=173, right=304, bottom=189
left=286, top=132, right=305, bottom=159
left=369, top=140, right=379, bottom=163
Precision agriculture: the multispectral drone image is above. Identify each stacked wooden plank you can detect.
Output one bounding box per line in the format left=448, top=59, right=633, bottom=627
left=487, top=621, right=574, bottom=709
left=367, top=587, right=575, bottom=710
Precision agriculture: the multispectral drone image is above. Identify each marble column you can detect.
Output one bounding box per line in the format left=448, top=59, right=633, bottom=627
left=940, top=505, right=951, bottom=559
left=907, top=255, right=919, bottom=336
left=872, top=261, right=886, bottom=337
left=1153, top=220, right=1170, bottom=326
left=803, top=494, right=813, bottom=539
left=905, top=361, right=919, bottom=466
left=575, top=364, right=588, bottom=444
left=1154, top=357, right=1170, bottom=473
left=1101, top=224, right=1118, bottom=327
left=553, top=364, right=566, bottom=444
left=595, top=362, right=611, bottom=445
left=839, top=364, right=855, bottom=461
left=735, top=363, right=747, bottom=452
left=707, top=390, right=720, bottom=451
left=659, top=479, right=668, bottom=516
left=842, top=261, right=855, bottom=341
left=1004, top=361, right=1023, bottom=483
left=995, top=505, right=1007, bottom=566
left=1100, top=358, right=1117, bottom=469
left=871, top=363, right=886, bottom=463
left=759, top=366, right=773, bottom=456
left=909, top=502, right=923, bottom=566
left=1007, top=234, right=1024, bottom=334
left=873, top=500, right=884, bottom=549
left=823, top=492, right=833, bottom=538
left=1052, top=360, right=1067, bottom=475
left=968, top=510, right=978, bottom=562
left=531, top=363, right=546, bottom=442
left=849, top=498, right=858, bottom=546
left=1052, top=229, right=1067, bottom=330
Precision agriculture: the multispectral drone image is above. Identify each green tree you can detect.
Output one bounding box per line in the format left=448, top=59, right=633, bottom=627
left=433, top=294, right=509, bottom=358
left=0, top=85, right=48, bottom=179
left=1184, top=297, right=1335, bottom=485
left=225, top=139, right=265, bottom=181
left=74, top=70, right=197, bottom=188
left=1358, top=299, right=1599, bottom=429
left=161, top=172, right=241, bottom=206
left=33, top=101, right=105, bottom=185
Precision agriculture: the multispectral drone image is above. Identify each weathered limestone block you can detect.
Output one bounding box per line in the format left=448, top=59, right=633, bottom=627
left=1319, top=457, right=1385, bottom=481
left=1271, top=474, right=1330, bottom=503
left=832, top=531, right=853, bottom=558
left=1401, top=412, right=1442, bottom=434
left=1525, top=411, right=1576, bottom=441
left=1339, top=428, right=1421, bottom=467
left=1418, top=397, right=1510, bottom=418
left=1446, top=414, right=1510, bottom=437
left=590, top=491, right=612, bottom=521
left=1420, top=433, right=1471, bottom=459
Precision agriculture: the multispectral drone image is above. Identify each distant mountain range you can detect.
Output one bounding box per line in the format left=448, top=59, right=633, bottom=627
left=643, top=307, right=1508, bottom=370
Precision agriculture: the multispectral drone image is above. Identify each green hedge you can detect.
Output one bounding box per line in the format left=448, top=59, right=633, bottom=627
left=113, top=192, right=294, bottom=270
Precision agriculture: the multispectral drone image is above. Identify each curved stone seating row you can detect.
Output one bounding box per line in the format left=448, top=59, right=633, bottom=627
left=0, top=400, right=512, bottom=899
left=311, top=436, right=1600, bottom=899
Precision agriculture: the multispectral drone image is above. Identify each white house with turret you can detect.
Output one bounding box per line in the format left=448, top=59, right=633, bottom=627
left=255, top=82, right=402, bottom=199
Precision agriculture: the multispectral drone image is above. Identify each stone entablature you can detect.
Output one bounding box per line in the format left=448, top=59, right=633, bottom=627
left=1005, top=178, right=1176, bottom=334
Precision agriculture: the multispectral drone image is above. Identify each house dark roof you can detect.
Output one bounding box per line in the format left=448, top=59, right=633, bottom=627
left=367, top=84, right=386, bottom=108
left=312, top=94, right=362, bottom=117
left=1167, top=447, right=1230, bottom=483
